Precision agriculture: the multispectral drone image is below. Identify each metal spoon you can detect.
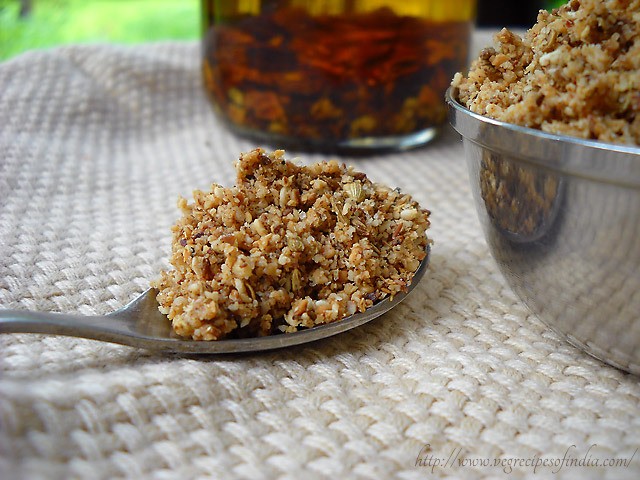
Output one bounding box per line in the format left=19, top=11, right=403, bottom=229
left=0, top=251, right=429, bottom=353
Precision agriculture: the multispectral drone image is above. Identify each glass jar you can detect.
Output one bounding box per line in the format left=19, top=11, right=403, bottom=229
left=201, top=0, right=476, bottom=153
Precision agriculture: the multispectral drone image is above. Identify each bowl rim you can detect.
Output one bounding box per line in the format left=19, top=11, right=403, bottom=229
left=446, top=87, right=640, bottom=156
left=446, top=87, right=640, bottom=186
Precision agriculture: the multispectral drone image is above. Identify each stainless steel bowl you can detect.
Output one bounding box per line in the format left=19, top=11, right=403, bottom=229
left=446, top=87, right=640, bottom=375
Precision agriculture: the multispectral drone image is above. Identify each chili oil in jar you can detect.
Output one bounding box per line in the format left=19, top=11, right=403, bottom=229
left=202, top=0, right=476, bottom=153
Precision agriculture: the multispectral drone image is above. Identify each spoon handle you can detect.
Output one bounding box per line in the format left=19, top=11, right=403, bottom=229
left=0, top=309, right=138, bottom=345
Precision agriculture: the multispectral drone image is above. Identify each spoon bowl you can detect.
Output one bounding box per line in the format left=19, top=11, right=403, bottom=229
left=0, top=249, right=429, bottom=353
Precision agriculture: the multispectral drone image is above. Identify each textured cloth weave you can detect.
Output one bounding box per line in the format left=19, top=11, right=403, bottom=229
left=1, top=36, right=639, bottom=480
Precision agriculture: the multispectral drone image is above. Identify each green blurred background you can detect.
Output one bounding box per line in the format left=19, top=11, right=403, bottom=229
left=1, top=0, right=566, bottom=62
left=0, top=0, right=199, bottom=60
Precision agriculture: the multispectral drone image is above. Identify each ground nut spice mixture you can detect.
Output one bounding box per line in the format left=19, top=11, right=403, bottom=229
left=153, top=149, right=430, bottom=340
left=452, top=0, right=640, bottom=145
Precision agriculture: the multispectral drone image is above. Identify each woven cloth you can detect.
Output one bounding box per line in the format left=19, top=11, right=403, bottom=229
left=1, top=34, right=639, bottom=480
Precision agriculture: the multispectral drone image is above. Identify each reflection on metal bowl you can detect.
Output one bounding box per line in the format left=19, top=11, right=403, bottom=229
left=447, top=87, right=640, bottom=375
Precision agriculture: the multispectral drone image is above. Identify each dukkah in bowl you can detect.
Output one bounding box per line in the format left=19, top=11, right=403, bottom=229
left=448, top=0, right=640, bottom=374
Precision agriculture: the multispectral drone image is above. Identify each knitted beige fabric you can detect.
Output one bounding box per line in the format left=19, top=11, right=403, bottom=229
left=1, top=37, right=639, bottom=480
